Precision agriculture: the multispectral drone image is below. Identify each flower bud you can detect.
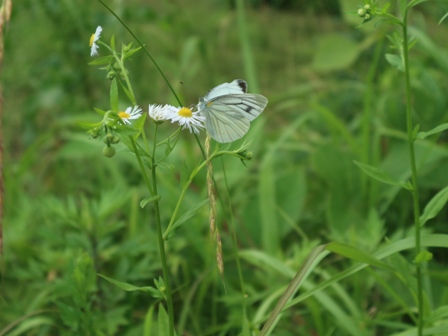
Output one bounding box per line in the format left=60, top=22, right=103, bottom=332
left=238, top=150, right=253, bottom=161
left=107, top=71, right=115, bottom=80
left=364, top=13, right=371, bottom=21
left=364, top=4, right=371, bottom=11
left=358, top=8, right=366, bottom=17
left=111, top=136, right=120, bottom=144
left=102, top=145, right=116, bottom=158
left=103, top=133, right=114, bottom=144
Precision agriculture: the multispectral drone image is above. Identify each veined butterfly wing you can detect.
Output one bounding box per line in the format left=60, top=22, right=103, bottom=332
left=198, top=80, right=268, bottom=143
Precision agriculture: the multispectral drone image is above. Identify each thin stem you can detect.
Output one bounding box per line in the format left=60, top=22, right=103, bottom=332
left=151, top=125, right=175, bottom=336
left=97, top=0, right=183, bottom=106
left=402, top=11, right=423, bottom=336
left=221, top=157, right=246, bottom=296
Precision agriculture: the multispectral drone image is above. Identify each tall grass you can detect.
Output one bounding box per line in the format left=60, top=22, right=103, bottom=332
left=2, top=1, right=448, bottom=336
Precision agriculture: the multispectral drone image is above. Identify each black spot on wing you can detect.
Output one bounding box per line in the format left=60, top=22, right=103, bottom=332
left=236, top=79, right=248, bottom=93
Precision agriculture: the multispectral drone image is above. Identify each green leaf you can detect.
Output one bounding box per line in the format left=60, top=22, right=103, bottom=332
left=259, top=245, right=328, bottom=336
left=93, top=107, right=107, bottom=116
left=88, top=55, right=113, bottom=65
left=414, top=250, right=433, bottom=264
left=439, top=12, right=448, bottom=24
left=110, top=35, right=116, bottom=51
left=157, top=304, right=169, bottom=336
left=408, top=0, right=429, bottom=8
left=140, top=195, right=161, bottom=208
left=326, top=242, right=395, bottom=272
left=119, top=80, right=136, bottom=105
left=385, top=53, right=404, bottom=72
left=167, top=199, right=209, bottom=239
left=144, top=305, right=156, bottom=336
left=354, top=161, right=409, bottom=189
left=77, top=121, right=102, bottom=130
left=110, top=78, right=119, bottom=111
left=114, top=125, right=140, bottom=136
left=97, top=274, right=162, bottom=297
left=416, top=123, right=448, bottom=139
left=420, top=185, right=448, bottom=226
left=312, top=33, right=360, bottom=72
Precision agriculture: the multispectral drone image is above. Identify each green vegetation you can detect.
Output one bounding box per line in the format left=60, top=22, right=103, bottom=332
left=2, top=0, right=448, bottom=335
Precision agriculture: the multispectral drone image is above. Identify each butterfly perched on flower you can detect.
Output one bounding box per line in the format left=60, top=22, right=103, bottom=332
left=197, top=79, right=268, bottom=143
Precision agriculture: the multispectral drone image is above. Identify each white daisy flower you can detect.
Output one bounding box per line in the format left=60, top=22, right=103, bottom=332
left=89, top=26, right=102, bottom=57
left=166, top=106, right=205, bottom=134
left=118, top=106, right=143, bottom=124
left=148, top=104, right=174, bottom=122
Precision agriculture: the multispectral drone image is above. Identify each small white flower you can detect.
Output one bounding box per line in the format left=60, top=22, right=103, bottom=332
left=118, top=106, right=143, bottom=124
left=89, top=26, right=102, bottom=57
left=148, top=104, right=174, bottom=122
left=166, top=106, right=205, bottom=134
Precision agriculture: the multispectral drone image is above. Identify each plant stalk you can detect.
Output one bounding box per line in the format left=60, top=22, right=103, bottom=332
left=402, top=11, right=423, bottom=336
left=151, top=126, right=175, bottom=336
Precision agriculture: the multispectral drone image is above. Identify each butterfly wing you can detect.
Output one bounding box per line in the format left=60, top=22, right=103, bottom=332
left=203, top=94, right=268, bottom=143
left=204, top=102, right=250, bottom=143
left=204, top=79, right=247, bottom=101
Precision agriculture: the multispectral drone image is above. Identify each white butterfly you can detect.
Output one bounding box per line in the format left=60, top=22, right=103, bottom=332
left=197, top=79, right=268, bottom=143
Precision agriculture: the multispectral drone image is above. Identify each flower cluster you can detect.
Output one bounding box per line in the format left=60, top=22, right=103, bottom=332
left=89, top=26, right=205, bottom=135
left=148, top=104, right=205, bottom=134
left=358, top=4, right=373, bottom=22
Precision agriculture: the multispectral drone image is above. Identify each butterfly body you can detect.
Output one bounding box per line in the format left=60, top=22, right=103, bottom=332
left=197, top=79, right=268, bottom=143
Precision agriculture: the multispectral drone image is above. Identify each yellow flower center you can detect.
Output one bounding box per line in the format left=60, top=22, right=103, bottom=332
left=118, top=111, right=130, bottom=119
left=89, top=34, right=95, bottom=47
left=178, top=107, right=193, bottom=118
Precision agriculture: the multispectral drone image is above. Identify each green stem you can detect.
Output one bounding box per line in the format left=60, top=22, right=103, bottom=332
left=221, top=156, right=247, bottom=297
left=97, top=0, right=183, bottom=107
left=151, top=125, right=175, bottom=336
left=402, top=11, right=423, bottom=336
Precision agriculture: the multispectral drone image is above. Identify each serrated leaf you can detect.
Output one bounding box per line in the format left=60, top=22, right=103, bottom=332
left=354, top=160, right=403, bottom=187
left=416, top=123, right=448, bottom=139
left=385, top=53, right=404, bottom=72
left=167, top=199, right=209, bottom=239
left=420, top=185, right=448, bottom=226
left=110, top=78, right=119, bottom=111
left=140, top=195, right=161, bottom=208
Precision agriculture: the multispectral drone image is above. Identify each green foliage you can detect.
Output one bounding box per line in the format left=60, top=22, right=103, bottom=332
left=3, top=0, right=448, bottom=336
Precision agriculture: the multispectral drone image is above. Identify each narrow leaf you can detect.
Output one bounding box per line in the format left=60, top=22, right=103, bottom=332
left=140, top=195, right=161, bottom=208
left=144, top=305, right=156, bottom=336
left=420, top=185, right=448, bottom=226
left=167, top=199, right=209, bottom=238
left=354, top=161, right=403, bottom=187
left=385, top=53, right=404, bottom=72
left=259, top=245, right=328, bottom=335
left=416, top=123, right=448, bottom=139
left=326, top=242, right=395, bottom=272
left=98, top=274, right=159, bottom=296
left=110, top=78, right=119, bottom=111
left=77, top=121, right=102, bottom=130
left=157, top=304, right=169, bottom=336
left=88, top=55, right=114, bottom=65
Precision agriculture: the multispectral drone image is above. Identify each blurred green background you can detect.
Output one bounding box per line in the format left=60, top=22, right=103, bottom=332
left=2, top=0, right=448, bottom=335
